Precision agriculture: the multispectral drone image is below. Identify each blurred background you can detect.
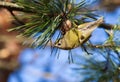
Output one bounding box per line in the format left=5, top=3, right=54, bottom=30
left=0, top=0, right=120, bottom=82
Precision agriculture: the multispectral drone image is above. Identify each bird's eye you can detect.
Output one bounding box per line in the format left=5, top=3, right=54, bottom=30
left=81, top=35, right=85, bottom=40
left=58, top=42, right=61, bottom=46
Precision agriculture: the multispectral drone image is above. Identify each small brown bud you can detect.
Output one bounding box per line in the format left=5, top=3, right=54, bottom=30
left=61, top=19, right=72, bottom=34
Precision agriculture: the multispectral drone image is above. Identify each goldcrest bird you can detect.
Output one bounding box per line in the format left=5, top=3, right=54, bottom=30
left=54, top=17, right=104, bottom=50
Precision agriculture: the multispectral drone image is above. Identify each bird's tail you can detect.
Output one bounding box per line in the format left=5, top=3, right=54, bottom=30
left=77, top=16, right=104, bottom=32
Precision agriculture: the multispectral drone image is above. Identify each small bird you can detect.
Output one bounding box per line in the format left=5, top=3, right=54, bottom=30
left=54, top=17, right=104, bottom=50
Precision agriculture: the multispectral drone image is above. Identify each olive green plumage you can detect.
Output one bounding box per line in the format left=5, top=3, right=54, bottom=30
left=55, top=17, right=103, bottom=50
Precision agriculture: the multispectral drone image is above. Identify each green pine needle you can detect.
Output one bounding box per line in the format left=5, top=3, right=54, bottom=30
left=5, top=0, right=96, bottom=48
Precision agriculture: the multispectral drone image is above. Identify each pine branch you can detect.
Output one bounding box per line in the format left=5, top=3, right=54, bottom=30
left=0, top=1, right=118, bottom=30
left=0, top=0, right=120, bottom=49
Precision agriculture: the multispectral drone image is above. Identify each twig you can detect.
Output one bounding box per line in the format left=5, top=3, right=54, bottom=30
left=87, top=44, right=120, bottom=48
left=8, top=9, right=25, bottom=25
left=0, top=1, right=33, bottom=13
